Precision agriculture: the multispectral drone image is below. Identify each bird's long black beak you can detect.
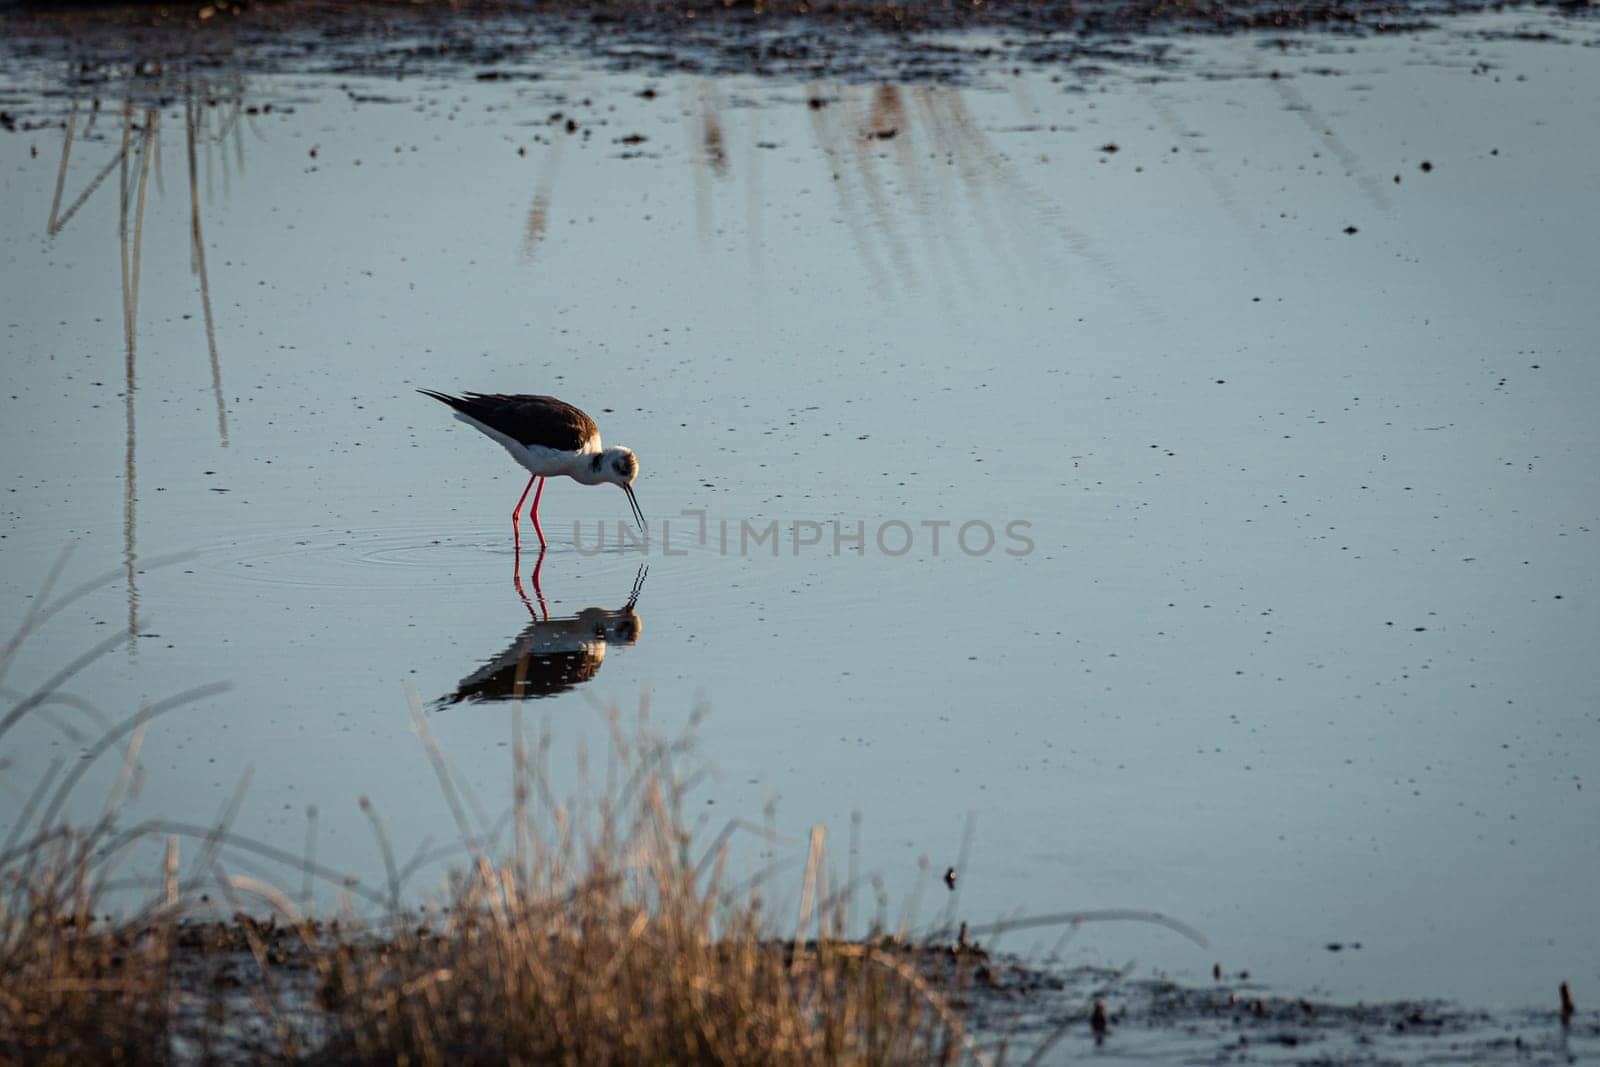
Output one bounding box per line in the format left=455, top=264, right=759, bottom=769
left=623, top=484, right=646, bottom=533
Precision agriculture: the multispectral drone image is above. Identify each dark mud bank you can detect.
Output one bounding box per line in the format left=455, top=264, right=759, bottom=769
left=983, top=965, right=1597, bottom=1064
left=157, top=924, right=1600, bottom=1064
left=3, top=0, right=1596, bottom=89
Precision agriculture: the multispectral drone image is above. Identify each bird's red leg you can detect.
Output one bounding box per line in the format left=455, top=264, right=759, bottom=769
left=529, top=477, right=547, bottom=549
left=511, top=477, right=548, bottom=615
left=511, top=474, right=537, bottom=553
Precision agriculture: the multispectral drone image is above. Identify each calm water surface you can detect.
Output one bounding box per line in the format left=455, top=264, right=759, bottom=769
left=2, top=9, right=1597, bottom=1009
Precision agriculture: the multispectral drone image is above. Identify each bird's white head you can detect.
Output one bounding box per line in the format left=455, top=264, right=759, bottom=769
left=600, top=446, right=639, bottom=486
left=582, top=446, right=645, bottom=531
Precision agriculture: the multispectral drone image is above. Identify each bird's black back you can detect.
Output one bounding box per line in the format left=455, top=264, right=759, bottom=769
left=419, top=390, right=600, bottom=453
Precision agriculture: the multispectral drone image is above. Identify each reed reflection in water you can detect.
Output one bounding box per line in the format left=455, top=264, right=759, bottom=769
left=516, top=79, right=1145, bottom=309
left=43, top=80, right=247, bottom=645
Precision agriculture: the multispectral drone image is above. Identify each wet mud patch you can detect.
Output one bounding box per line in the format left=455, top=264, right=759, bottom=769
left=3, top=0, right=1595, bottom=98
left=965, top=962, right=1599, bottom=1064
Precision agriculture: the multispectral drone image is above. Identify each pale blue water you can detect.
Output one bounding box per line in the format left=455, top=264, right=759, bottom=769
left=2, top=8, right=1597, bottom=1010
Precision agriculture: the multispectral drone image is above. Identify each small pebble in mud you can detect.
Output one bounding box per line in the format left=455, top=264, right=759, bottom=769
left=1420, top=160, right=1433, bottom=172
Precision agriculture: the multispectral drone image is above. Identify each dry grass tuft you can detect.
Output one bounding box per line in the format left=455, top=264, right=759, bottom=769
left=2, top=710, right=984, bottom=1065
left=0, top=553, right=200, bottom=1064
left=307, top=703, right=983, bottom=1065
left=0, top=866, right=180, bottom=1065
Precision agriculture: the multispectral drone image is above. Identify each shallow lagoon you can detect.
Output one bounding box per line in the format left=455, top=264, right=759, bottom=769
left=2, top=6, right=1597, bottom=1012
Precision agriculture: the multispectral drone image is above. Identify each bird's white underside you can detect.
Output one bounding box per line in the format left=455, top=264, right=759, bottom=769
left=452, top=411, right=602, bottom=479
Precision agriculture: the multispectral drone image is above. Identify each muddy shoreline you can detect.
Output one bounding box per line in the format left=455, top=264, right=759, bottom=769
left=55, top=917, right=1600, bottom=1063
left=3, top=0, right=1592, bottom=91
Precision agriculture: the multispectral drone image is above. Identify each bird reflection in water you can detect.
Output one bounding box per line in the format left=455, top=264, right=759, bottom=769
left=438, top=562, right=647, bottom=706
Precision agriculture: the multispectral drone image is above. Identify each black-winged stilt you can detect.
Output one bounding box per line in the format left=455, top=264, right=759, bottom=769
left=419, top=390, right=645, bottom=550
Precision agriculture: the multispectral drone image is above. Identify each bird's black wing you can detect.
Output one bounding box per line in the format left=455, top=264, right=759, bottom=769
left=419, top=390, right=600, bottom=452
